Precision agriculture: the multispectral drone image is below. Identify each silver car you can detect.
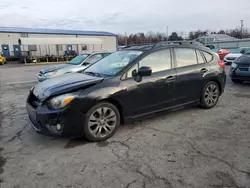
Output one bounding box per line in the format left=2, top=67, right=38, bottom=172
left=38, top=52, right=111, bottom=82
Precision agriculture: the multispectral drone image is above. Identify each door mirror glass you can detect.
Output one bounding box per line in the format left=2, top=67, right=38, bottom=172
left=138, top=66, right=152, bottom=77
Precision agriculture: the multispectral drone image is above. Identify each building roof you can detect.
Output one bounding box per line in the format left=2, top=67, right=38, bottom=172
left=197, top=34, right=236, bottom=41
left=0, top=26, right=117, bottom=36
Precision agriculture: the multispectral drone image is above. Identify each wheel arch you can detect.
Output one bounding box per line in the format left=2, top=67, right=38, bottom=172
left=98, top=98, right=124, bottom=124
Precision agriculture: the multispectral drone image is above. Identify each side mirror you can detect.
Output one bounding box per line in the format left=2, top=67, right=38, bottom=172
left=138, top=66, right=152, bottom=77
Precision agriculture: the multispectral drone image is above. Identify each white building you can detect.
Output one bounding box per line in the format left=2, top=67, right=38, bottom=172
left=0, top=27, right=118, bottom=59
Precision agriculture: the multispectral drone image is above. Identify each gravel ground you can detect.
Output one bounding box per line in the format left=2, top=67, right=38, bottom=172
left=0, top=65, right=250, bottom=188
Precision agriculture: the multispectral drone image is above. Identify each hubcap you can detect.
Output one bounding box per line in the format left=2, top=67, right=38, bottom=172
left=204, top=84, right=219, bottom=106
left=88, top=107, right=117, bottom=138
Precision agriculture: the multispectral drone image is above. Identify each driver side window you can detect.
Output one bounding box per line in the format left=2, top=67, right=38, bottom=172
left=126, top=49, right=171, bottom=78
left=84, top=54, right=102, bottom=65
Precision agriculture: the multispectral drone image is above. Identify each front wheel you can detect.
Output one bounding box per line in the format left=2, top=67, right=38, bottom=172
left=83, top=102, right=120, bottom=142
left=200, top=81, right=220, bottom=109
left=232, top=79, right=244, bottom=84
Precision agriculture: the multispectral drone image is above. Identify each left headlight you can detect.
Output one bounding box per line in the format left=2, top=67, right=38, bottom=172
left=49, top=93, right=76, bottom=109
left=231, top=62, right=238, bottom=69
left=45, top=71, right=57, bottom=77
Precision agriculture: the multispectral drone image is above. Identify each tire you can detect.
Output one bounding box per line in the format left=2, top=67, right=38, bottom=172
left=83, top=102, right=120, bottom=142
left=200, top=81, right=220, bottom=109
left=231, top=79, right=244, bottom=84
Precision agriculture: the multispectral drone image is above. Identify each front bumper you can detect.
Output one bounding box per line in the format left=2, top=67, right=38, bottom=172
left=223, top=59, right=235, bottom=65
left=229, top=67, right=250, bottom=80
left=37, top=75, right=49, bottom=82
left=26, top=102, right=86, bottom=138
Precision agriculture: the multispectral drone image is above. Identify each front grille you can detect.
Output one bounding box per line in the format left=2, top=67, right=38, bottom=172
left=28, top=92, right=41, bottom=109
left=238, top=64, right=250, bottom=71
left=227, top=57, right=236, bottom=60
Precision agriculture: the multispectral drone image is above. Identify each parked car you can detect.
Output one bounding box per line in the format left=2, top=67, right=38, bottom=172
left=223, top=47, right=250, bottom=65
left=230, top=52, right=250, bottom=83
left=211, top=48, right=230, bottom=60
left=0, top=54, right=6, bottom=65
left=37, top=52, right=111, bottom=82
left=26, top=41, right=226, bottom=141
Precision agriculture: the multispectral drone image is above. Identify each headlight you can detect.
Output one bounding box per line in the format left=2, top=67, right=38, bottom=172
left=49, top=94, right=76, bottom=109
left=45, top=71, right=57, bottom=77
left=231, top=62, right=238, bottom=68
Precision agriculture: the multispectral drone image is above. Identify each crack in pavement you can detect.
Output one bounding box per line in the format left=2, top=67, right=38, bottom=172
left=188, top=140, right=250, bottom=180
left=0, top=148, right=7, bottom=186
left=5, top=123, right=29, bottom=143
left=124, top=180, right=137, bottom=188
left=135, top=165, right=173, bottom=188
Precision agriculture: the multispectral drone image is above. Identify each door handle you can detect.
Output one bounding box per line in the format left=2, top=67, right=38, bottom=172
left=165, top=76, right=176, bottom=82
left=200, top=68, right=208, bottom=73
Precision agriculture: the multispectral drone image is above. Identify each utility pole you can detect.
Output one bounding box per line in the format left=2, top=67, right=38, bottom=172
left=240, top=20, right=244, bottom=39
left=125, top=32, right=128, bottom=46
left=166, top=26, right=168, bottom=41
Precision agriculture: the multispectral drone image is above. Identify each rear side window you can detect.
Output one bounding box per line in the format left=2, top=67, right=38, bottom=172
left=196, top=50, right=206, bottom=64
left=175, top=48, right=197, bottom=67
left=203, top=51, right=213, bottom=62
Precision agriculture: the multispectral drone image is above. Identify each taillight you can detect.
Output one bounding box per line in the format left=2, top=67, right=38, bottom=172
left=218, top=60, right=225, bottom=69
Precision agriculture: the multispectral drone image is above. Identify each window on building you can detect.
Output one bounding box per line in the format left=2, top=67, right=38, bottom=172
left=28, top=45, right=37, bottom=51
left=20, top=33, right=28, bottom=37
left=56, top=45, right=63, bottom=51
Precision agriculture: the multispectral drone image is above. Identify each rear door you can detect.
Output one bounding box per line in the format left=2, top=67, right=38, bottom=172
left=174, top=47, right=210, bottom=104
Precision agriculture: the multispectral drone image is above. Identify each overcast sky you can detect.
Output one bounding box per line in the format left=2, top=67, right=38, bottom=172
left=0, top=0, right=250, bottom=35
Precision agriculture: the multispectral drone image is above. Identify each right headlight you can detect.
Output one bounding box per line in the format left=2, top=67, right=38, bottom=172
left=44, top=71, right=57, bottom=77
left=231, top=62, right=238, bottom=68
left=49, top=93, right=76, bottom=109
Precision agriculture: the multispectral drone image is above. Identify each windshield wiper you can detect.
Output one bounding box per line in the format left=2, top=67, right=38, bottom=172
left=84, top=71, right=100, bottom=77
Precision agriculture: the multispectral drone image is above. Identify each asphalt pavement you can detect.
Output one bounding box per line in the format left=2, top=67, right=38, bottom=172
left=0, top=64, right=250, bottom=188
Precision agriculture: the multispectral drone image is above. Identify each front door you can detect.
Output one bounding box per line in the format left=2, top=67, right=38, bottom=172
left=173, top=48, right=210, bottom=104
left=13, top=45, right=21, bottom=57
left=1, top=44, right=10, bottom=58
left=67, top=45, right=73, bottom=55
left=118, top=49, right=176, bottom=117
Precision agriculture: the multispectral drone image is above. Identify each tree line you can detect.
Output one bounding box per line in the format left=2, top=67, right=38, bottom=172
left=118, top=28, right=250, bottom=46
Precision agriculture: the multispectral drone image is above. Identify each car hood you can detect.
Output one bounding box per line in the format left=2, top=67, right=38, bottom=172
left=40, top=64, right=73, bottom=74
left=33, top=73, right=104, bottom=101
left=56, top=65, right=88, bottom=75
left=224, top=53, right=242, bottom=59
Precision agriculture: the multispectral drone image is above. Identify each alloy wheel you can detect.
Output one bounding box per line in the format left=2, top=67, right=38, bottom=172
left=87, top=107, right=117, bottom=138
left=204, top=84, right=219, bottom=106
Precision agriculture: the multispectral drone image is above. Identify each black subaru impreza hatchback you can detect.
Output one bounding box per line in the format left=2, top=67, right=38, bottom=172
left=27, top=41, right=226, bottom=141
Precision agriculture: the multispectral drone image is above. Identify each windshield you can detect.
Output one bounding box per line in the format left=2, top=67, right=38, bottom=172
left=230, top=48, right=249, bottom=54
left=230, top=49, right=241, bottom=53
left=245, top=49, right=250, bottom=55
left=84, top=50, right=143, bottom=76
left=211, top=48, right=219, bottom=53
left=68, top=54, right=90, bottom=65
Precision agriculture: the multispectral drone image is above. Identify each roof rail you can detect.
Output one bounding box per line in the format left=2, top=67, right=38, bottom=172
left=120, top=40, right=204, bottom=50
left=153, top=40, right=202, bottom=48
left=120, top=43, right=154, bottom=49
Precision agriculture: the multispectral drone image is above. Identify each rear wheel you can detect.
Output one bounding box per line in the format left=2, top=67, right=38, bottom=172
left=200, top=81, right=220, bottom=109
left=83, top=102, right=120, bottom=142
left=232, top=79, right=244, bottom=84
